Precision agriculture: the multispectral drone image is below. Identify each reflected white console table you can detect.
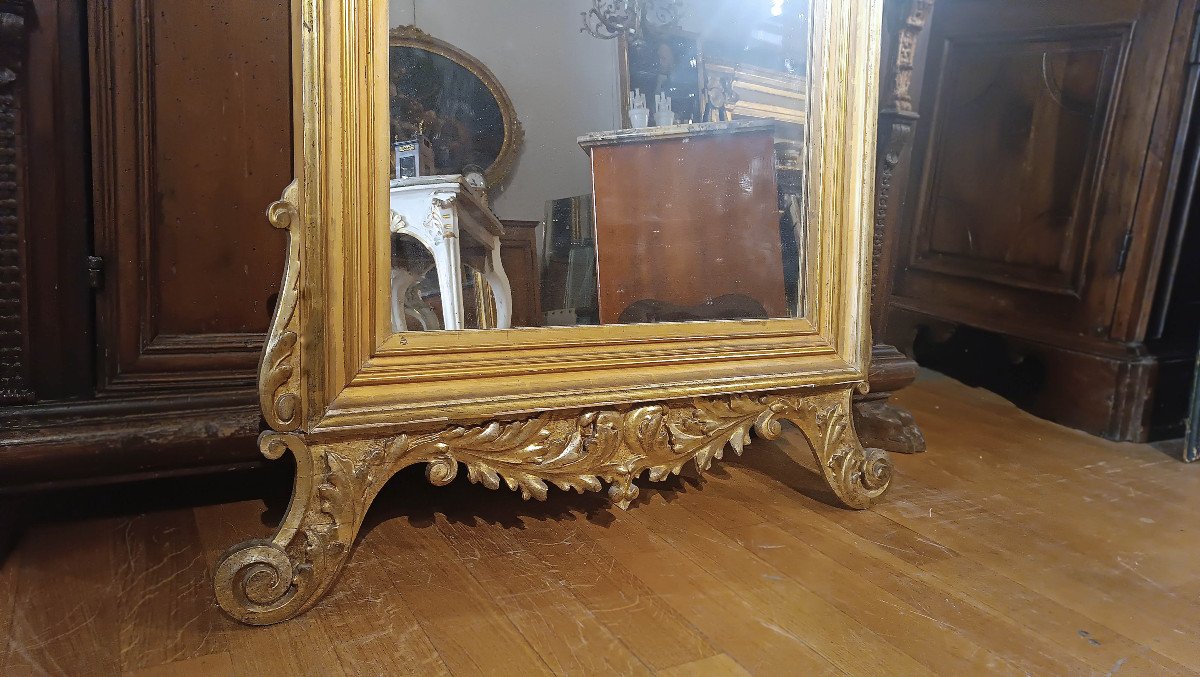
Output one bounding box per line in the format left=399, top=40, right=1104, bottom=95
left=389, top=176, right=512, bottom=332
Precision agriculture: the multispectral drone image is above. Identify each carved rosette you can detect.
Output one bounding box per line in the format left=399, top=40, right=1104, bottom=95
left=259, top=180, right=302, bottom=431
left=215, top=386, right=891, bottom=625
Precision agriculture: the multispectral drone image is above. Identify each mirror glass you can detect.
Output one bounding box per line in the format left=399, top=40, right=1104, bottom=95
left=386, top=0, right=810, bottom=333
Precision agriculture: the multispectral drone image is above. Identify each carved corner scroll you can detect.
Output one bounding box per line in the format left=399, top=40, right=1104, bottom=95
left=215, top=386, right=891, bottom=625
left=259, top=180, right=302, bottom=431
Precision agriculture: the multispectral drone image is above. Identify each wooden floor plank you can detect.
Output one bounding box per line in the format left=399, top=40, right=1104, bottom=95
left=0, top=538, right=19, bottom=660
left=113, top=510, right=223, bottom=674
left=509, top=515, right=721, bottom=671
left=437, top=514, right=654, bottom=675
left=6, top=371, right=1200, bottom=675
left=878, top=467, right=1200, bottom=668
left=902, top=400, right=1200, bottom=588
left=703, top=472, right=1150, bottom=675
left=369, top=515, right=555, bottom=676
left=594, top=533, right=843, bottom=676
left=625, top=494, right=935, bottom=676
left=2, top=520, right=123, bottom=675
left=123, top=651, right=235, bottom=677
left=657, top=653, right=753, bottom=676
left=316, top=540, right=452, bottom=676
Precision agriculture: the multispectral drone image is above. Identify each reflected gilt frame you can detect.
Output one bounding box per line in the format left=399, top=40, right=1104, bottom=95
left=215, top=0, right=887, bottom=625
left=388, top=24, right=524, bottom=189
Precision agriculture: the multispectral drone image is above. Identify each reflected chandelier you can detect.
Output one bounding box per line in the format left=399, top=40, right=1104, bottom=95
left=581, top=0, right=685, bottom=41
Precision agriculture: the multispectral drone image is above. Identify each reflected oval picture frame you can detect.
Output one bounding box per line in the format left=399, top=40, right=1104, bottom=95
left=388, top=25, right=524, bottom=189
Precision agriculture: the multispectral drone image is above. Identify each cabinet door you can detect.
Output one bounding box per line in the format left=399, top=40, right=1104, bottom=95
left=88, top=0, right=292, bottom=393
left=890, top=0, right=1182, bottom=347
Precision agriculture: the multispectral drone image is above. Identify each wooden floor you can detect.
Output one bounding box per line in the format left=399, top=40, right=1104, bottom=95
left=2, top=371, right=1199, bottom=676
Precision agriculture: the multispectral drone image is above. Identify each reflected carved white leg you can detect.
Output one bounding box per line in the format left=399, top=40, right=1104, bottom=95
left=482, top=234, right=512, bottom=329
left=390, top=267, right=418, bottom=333
left=431, top=235, right=465, bottom=329
left=405, top=283, right=441, bottom=331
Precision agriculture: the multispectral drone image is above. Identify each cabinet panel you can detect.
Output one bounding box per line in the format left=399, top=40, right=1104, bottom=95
left=89, top=0, right=292, bottom=392
left=912, top=25, right=1126, bottom=296
left=893, top=0, right=1180, bottom=342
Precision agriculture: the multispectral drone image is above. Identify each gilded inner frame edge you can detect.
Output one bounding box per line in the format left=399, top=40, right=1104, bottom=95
left=285, top=0, right=883, bottom=434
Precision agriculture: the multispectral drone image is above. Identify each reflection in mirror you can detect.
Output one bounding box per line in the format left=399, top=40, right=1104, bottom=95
left=387, top=0, right=810, bottom=331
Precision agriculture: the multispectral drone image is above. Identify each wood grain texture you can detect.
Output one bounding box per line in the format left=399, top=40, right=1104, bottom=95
left=588, top=127, right=788, bottom=324
left=882, top=0, right=1200, bottom=443
left=88, top=0, right=291, bottom=392
left=4, top=371, right=1199, bottom=675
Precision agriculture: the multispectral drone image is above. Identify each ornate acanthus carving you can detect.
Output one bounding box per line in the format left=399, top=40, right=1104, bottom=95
left=215, top=386, right=891, bottom=625
left=858, top=0, right=934, bottom=457
left=258, top=180, right=302, bottom=431
left=423, top=192, right=457, bottom=244
left=871, top=117, right=916, bottom=289
left=388, top=209, right=409, bottom=234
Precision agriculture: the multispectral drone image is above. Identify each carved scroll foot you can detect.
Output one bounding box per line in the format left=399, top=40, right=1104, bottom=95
left=215, top=432, right=415, bottom=625
left=768, top=389, right=895, bottom=510
left=853, top=397, right=927, bottom=454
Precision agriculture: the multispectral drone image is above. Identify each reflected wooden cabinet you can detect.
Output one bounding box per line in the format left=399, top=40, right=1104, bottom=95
left=582, top=122, right=790, bottom=324
left=880, top=0, right=1200, bottom=441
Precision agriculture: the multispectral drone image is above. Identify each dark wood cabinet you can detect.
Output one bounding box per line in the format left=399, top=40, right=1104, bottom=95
left=89, top=0, right=291, bottom=394
left=1, top=0, right=292, bottom=490
left=881, top=0, right=1200, bottom=441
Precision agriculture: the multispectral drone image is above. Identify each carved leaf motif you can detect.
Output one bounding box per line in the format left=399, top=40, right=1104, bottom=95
left=397, top=395, right=828, bottom=507
left=217, top=389, right=895, bottom=626
left=317, top=452, right=357, bottom=550
left=259, top=183, right=301, bottom=431
left=389, top=209, right=409, bottom=233
left=665, top=396, right=766, bottom=474
left=410, top=415, right=620, bottom=500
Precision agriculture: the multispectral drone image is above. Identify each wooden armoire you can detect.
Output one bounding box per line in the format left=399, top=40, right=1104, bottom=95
left=879, top=0, right=1200, bottom=442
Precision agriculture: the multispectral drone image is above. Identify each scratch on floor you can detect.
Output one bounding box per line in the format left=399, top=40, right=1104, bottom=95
left=756, top=619, right=804, bottom=645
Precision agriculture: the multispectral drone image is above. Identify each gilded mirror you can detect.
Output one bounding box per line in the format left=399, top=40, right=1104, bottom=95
left=386, top=3, right=812, bottom=332
left=215, top=0, right=889, bottom=626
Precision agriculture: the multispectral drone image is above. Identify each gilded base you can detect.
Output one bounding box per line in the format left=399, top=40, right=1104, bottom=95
left=214, top=386, right=891, bottom=625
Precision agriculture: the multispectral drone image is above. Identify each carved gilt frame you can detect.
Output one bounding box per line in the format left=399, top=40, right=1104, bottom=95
left=216, top=0, right=886, bottom=625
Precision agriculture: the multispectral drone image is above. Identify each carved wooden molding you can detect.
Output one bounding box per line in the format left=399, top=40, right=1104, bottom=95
left=259, top=180, right=301, bottom=431
left=870, top=0, right=934, bottom=300
left=0, top=0, right=34, bottom=405
left=856, top=0, right=934, bottom=454
left=880, top=0, right=934, bottom=115
left=215, top=386, right=891, bottom=625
